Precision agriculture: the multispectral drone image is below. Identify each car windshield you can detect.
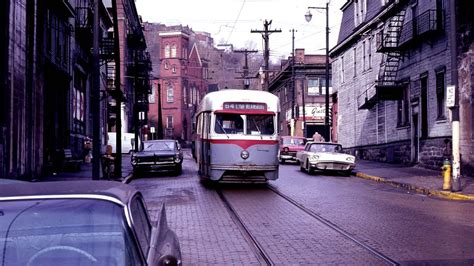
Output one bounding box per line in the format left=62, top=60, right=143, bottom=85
left=309, top=144, right=342, bottom=153
left=0, top=199, right=141, bottom=266
left=282, top=138, right=305, bottom=145
left=143, top=141, right=174, bottom=151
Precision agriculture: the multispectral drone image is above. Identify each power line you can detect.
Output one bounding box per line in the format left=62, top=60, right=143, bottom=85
left=226, top=0, right=247, bottom=43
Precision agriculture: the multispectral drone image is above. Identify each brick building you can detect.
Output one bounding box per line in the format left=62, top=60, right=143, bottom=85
left=330, top=0, right=473, bottom=175
left=144, top=24, right=210, bottom=145
left=268, top=50, right=333, bottom=141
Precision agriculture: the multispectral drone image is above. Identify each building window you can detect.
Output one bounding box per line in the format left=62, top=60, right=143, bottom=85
left=320, top=78, right=333, bottom=95
left=171, top=65, right=176, bottom=74
left=308, top=79, right=320, bottom=96
left=420, top=75, right=428, bottom=138
left=164, top=60, right=169, bottom=70
left=182, top=47, right=187, bottom=59
left=397, top=85, right=410, bottom=127
left=165, top=44, right=170, bottom=58
left=368, top=37, right=372, bottom=69
left=436, top=69, right=446, bottom=120
left=183, top=86, right=187, bottom=105
left=167, top=85, right=174, bottom=103
left=73, top=70, right=86, bottom=134
left=340, top=56, right=345, bottom=83
left=171, top=44, right=177, bottom=58
left=362, top=41, right=366, bottom=71
left=166, top=115, right=173, bottom=128
left=353, top=47, right=357, bottom=77
left=354, top=0, right=367, bottom=26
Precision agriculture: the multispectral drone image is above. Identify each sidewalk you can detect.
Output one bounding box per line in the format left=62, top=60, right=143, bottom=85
left=41, top=155, right=133, bottom=182
left=354, top=160, right=474, bottom=201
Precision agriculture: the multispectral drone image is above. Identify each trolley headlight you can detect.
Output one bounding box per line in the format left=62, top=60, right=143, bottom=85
left=241, top=150, right=249, bottom=160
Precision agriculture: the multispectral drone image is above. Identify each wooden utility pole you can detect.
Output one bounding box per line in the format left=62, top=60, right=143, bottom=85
left=251, top=20, right=281, bottom=90
left=290, top=29, right=297, bottom=136
left=234, top=49, right=258, bottom=89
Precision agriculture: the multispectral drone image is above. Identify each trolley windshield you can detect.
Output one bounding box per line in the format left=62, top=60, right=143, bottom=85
left=215, top=113, right=275, bottom=135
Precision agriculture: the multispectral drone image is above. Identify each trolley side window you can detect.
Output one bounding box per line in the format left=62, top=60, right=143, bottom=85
left=215, top=114, right=244, bottom=134
left=247, top=115, right=274, bottom=135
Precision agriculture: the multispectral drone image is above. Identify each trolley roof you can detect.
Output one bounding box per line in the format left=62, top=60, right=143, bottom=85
left=197, top=89, right=280, bottom=114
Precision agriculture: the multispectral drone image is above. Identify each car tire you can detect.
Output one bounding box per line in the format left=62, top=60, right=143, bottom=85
left=300, top=161, right=305, bottom=172
left=305, top=159, right=313, bottom=174
left=174, top=164, right=182, bottom=175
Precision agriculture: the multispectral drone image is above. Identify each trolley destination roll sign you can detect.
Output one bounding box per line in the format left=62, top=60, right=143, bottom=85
left=223, top=102, right=267, bottom=111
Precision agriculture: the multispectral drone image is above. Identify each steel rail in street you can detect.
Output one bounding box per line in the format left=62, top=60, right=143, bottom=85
left=267, top=184, right=399, bottom=266
left=216, top=189, right=273, bottom=266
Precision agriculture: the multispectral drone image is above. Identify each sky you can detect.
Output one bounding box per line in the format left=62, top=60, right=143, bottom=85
left=135, top=0, right=347, bottom=61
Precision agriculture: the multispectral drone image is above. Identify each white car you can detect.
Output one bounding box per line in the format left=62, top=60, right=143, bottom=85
left=295, top=142, right=356, bottom=175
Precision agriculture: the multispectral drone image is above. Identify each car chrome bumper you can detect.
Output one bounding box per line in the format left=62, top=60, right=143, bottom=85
left=310, top=162, right=355, bottom=171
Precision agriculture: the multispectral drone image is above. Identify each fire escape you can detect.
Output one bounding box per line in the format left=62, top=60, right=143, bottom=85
left=359, top=5, right=444, bottom=110
left=127, top=29, right=152, bottom=136
left=358, top=8, right=406, bottom=109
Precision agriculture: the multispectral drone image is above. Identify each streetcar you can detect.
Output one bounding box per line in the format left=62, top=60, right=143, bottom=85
left=194, top=89, right=280, bottom=183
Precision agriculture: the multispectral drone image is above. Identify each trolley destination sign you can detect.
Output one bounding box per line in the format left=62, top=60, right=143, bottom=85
left=223, top=102, right=267, bottom=111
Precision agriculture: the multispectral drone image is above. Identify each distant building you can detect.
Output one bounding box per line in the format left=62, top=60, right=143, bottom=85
left=268, top=49, right=333, bottom=140
left=143, top=24, right=210, bottom=145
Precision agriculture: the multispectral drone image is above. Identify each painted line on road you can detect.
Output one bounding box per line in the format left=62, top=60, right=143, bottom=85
left=355, top=172, right=474, bottom=201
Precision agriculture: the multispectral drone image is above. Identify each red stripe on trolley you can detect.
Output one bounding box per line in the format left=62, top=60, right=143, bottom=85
left=209, top=139, right=278, bottom=149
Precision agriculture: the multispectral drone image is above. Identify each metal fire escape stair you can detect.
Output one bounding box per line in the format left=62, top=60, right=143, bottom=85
left=376, top=9, right=406, bottom=92
left=359, top=9, right=406, bottom=110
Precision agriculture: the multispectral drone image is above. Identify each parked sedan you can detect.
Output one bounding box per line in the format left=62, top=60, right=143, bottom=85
left=296, top=142, right=356, bottom=175
left=0, top=180, right=181, bottom=266
left=132, top=139, right=183, bottom=175
left=278, top=136, right=306, bottom=163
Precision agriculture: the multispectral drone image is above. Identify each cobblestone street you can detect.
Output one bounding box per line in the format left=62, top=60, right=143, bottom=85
left=129, top=152, right=474, bottom=265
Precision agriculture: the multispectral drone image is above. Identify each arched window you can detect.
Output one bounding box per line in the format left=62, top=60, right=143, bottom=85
left=165, top=44, right=170, bottom=58
left=171, top=44, right=177, bottom=58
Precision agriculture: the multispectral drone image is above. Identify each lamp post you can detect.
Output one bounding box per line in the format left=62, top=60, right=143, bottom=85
left=305, top=2, right=330, bottom=141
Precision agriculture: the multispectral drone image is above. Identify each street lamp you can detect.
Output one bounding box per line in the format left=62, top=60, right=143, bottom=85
left=305, top=2, right=330, bottom=141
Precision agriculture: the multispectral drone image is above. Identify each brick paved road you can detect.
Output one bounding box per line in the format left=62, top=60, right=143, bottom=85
left=222, top=187, right=385, bottom=264
left=129, top=153, right=474, bottom=264
left=274, top=163, right=474, bottom=264
left=130, top=156, right=261, bottom=265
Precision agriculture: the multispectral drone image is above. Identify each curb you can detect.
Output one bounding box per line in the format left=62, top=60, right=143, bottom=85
left=122, top=172, right=134, bottom=184
left=355, top=172, right=474, bottom=201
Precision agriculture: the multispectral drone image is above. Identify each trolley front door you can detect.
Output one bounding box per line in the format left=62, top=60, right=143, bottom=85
left=200, top=112, right=211, bottom=178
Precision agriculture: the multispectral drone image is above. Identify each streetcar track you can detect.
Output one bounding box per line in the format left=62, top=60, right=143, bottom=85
left=267, top=184, right=399, bottom=266
left=216, top=189, right=273, bottom=266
